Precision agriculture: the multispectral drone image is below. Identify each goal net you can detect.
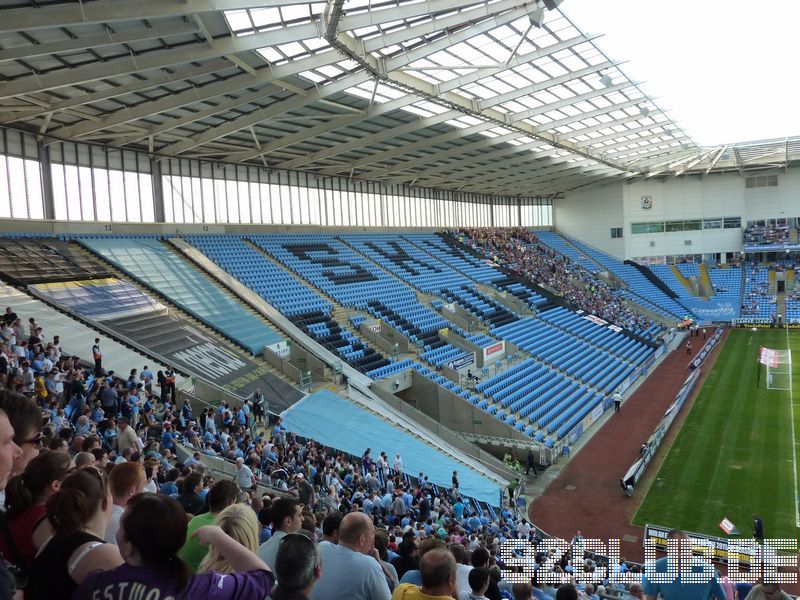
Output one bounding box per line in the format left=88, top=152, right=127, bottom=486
left=766, top=349, right=793, bottom=391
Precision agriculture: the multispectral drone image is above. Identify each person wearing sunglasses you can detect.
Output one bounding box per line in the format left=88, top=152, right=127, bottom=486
left=25, top=466, right=123, bottom=600
left=0, top=390, right=43, bottom=479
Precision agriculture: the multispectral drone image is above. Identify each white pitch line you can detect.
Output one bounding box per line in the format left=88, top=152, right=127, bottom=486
left=786, top=324, right=800, bottom=528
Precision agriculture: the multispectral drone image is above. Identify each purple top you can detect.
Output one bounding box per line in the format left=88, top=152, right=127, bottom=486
left=73, top=563, right=274, bottom=600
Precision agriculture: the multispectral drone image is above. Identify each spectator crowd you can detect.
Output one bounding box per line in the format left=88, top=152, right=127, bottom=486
left=457, top=229, right=653, bottom=335
left=0, top=301, right=771, bottom=600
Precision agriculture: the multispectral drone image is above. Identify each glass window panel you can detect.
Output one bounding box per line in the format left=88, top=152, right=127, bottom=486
left=94, top=168, right=111, bottom=222
left=124, top=170, right=141, bottom=222
left=139, top=174, right=154, bottom=222
left=226, top=180, right=240, bottom=223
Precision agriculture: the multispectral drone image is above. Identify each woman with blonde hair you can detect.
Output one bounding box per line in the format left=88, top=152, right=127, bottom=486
left=198, top=503, right=259, bottom=574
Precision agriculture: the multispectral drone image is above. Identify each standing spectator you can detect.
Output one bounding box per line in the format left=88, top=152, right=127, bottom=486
left=92, top=338, right=102, bottom=376
left=235, top=457, right=256, bottom=491
left=270, top=532, right=322, bottom=600
left=752, top=513, right=764, bottom=542
left=394, top=453, right=404, bottom=476
left=462, top=567, right=490, bottom=600
left=251, top=388, right=265, bottom=425
left=116, top=417, right=138, bottom=456
left=613, top=392, right=622, bottom=413
left=164, top=366, right=176, bottom=403
left=296, top=473, right=315, bottom=509
left=312, top=512, right=391, bottom=600
left=104, top=461, right=146, bottom=544
left=258, top=498, right=304, bottom=573
left=452, top=470, right=459, bottom=490
left=526, top=449, right=538, bottom=477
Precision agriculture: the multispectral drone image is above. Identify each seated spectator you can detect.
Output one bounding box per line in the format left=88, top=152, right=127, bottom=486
left=392, top=546, right=457, bottom=600
left=258, top=497, right=304, bottom=573
left=74, top=493, right=274, bottom=599
left=26, top=466, right=124, bottom=599
left=458, top=567, right=490, bottom=600
left=199, top=503, right=259, bottom=574
left=177, top=471, right=205, bottom=516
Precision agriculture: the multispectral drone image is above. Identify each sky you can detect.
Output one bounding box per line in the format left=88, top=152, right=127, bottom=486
left=560, top=0, right=800, bottom=147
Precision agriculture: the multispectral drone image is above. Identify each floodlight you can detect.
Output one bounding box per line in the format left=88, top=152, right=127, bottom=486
left=529, top=6, right=546, bottom=27
left=639, top=106, right=650, bottom=117
left=599, top=73, right=613, bottom=87
left=543, top=0, right=563, bottom=10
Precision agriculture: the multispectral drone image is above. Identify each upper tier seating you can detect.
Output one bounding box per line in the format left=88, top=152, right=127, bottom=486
left=565, top=236, right=691, bottom=320
left=79, top=237, right=283, bottom=355
left=342, top=234, right=474, bottom=294
left=402, top=233, right=505, bottom=285
left=742, top=264, right=775, bottom=321
left=185, top=235, right=332, bottom=317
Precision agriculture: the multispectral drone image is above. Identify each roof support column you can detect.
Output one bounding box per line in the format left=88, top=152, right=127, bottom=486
left=37, top=141, right=55, bottom=220
left=151, top=157, right=165, bottom=223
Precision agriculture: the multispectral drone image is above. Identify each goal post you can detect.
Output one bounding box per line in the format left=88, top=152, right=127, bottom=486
left=766, top=349, right=793, bottom=391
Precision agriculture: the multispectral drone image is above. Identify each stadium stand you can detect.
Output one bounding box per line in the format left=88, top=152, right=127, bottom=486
left=742, top=264, right=775, bottom=321
left=79, top=237, right=284, bottom=356
left=0, top=236, right=111, bottom=285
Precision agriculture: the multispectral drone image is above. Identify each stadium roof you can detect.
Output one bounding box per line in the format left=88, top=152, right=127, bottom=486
left=0, top=0, right=798, bottom=197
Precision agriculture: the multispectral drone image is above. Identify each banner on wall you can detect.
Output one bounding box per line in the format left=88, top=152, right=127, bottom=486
left=680, top=299, right=737, bottom=322
left=482, top=341, right=505, bottom=362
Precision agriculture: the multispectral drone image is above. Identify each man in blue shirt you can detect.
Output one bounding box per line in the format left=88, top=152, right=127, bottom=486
left=642, top=530, right=726, bottom=600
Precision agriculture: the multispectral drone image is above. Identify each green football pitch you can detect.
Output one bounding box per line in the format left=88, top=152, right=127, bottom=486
left=633, top=327, right=800, bottom=539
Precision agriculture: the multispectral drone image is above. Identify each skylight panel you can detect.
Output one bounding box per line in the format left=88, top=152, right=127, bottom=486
left=403, top=105, right=434, bottom=118
left=316, top=65, right=343, bottom=78
left=465, top=84, right=497, bottom=100
left=300, top=70, right=327, bottom=83
left=413, top=101, right=448, bottom=114
left=498, top=71, right=531, bottom=90
left=303, top=37, right=330, bottom=51
left=250, top=8, right=281, bottom=27
left=280, top=5, right=310, bottom=22
left=256, top=48, right=285, bottom=64
left=224, top=10, right=252, bottom=32
left=277, top=42, right=307, bottom=57
left=494, top=101, right=529, bottom=113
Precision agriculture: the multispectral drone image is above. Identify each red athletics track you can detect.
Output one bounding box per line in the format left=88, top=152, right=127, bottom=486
left=529, top=331, right=728, bottom=562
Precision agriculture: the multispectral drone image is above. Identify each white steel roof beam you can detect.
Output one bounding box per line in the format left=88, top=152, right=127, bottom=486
left=354, top=130, right=523, bottom=178
left=509, top=81, right=636, bottom=123
left=339, top=119, right=497, bottom=171
left=338, top=0, right=501, bottom=31
left=54, top=69, right=285, bottom=139
left=0, top=1, right=314, bottom=33
left=159, top=69, right=372, bottom=155
left=381, top=142, right=561, bottom=184
left=0, top=26, right=325, bottom=100
left=477, top=61, right=617, bottom=111
left=702, top=146, right=727, bottom=178
left=436, top=35, right=600, bottom=96
left=538, top=97, right=643, bottom=133
left=0, top=59, right=233, bottom=123
left=0, top=21, right=202, bottom=63
left=573, top=122, right=670, bottom=149
left=274, top=108, right=461, bottom=170
left=379, top=4, right=535, bottom=73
